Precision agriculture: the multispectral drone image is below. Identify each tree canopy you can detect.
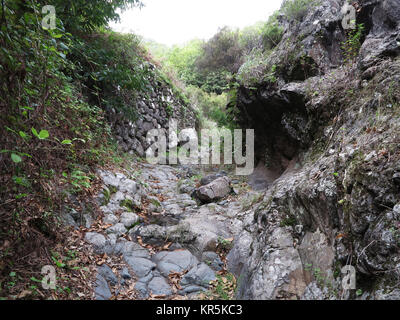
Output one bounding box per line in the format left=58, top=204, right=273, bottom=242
left=36, top=0, right=142, bottom=33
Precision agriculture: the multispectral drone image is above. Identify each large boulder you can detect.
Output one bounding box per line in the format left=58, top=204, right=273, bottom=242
left=196, top=176, right=231, bottom=203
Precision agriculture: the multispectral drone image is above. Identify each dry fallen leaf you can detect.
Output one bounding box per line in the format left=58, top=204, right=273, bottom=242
left=378, top=149, right=388, bottom=157
left=197, top=293, right=206, bottom=300
left=149, top=293, right=167, bottom=300
left=168, top=271, right=186, bottom=291
left=163, top=242, right=172, bottom=250
left=336, top=233, right=346, bottom=240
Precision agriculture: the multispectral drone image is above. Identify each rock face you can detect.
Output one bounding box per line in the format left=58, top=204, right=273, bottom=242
left=358, top=0, right=400, bottom=70
left=228, top=0, right=400, bottom=300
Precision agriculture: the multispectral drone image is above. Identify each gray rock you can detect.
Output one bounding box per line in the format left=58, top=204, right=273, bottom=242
left=196, top=176, right=231, bottom=203
left=137, top=272, right=154, bottom=285
left=227, top=231, right=253, bottom=277
left=298, top=230, right=335, bottom=283
left=270, top=228, right=294, bottom=248
left=181, top=263, right=216, bottom=288
left=374, top=288, right=400, bottom=300
left=120, top=212, right=139, bottom=228
left=147, top=277, right=173, bottom=296
left=134, top=281, right=149, bottom=299
left=233, top=227, right=306, bottom=300
left=164, top=204, right=182, bottom=216
left=62, top=212, right=78, bottom=228
left=65, top=208, right=93, bottom=228
left=359, top=33, right=400, bottom=70
left=124, top=256, right=156, bottom=278
left=131, top=138, right=145, bottom=157
left=182, top=204, right=233, bottom=254
left=135, top=224, right=196, bottom=245
left=83, top=213, right=94, bottom=229
left=103, top=237, right=117, bottom=256
left=111, top=191, right=126, bottom=203
left=179, top=180, right=196, bottom=194
left=121, top=241, right=151, bottom=259
left=153, top=250, right=198, bottom=277
left=393, top=172, right=400, bottom=186
left=179, top=285, right=206, bottom=295
left=106, top=223, right=127, bottom=237
left=301, top=282, right=327, bottom=300
left=356, top=212, right=400, bottom=276
left=142, top=121, right=154, bottom=132
left=97, top=265, right=118, bottom=287
left=178, top=199, right=197, bottom=208
left=147, top=195, right=162, bottom=208
left=202, top=252, right=224, bottom=271
left=148, top=203, right=163, bottom=214
left=103, top=214, right=119, bottom=225
left=85, top=232, right=106, bottom=254
left=121, top=267, right=132, bottom=280
left=118, top=179, right=138, bottom=194
left=394, top=203, right=400, bottom=215
left=249, top=247, right=304, bottom=300
left=99, top=171, right=120, bottom=189
left=95, top=274, right=112, bottom=300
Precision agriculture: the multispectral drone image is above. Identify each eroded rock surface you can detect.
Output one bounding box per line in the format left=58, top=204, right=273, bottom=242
left=83, top=164, right=247, bottom=300
left=226, top=0, right=400, bottom=300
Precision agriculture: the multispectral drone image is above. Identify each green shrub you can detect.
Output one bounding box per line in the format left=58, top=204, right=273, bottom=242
left=261, top=12, right=284, bottom=50
left=42, top=0, right=142, bottom=33
left=341, top=23, right=365, bottom=63
left=239, top=22, right=264, bottom=54
left=199, top=70, right=233, bottom=94
left=70, top=31, right=151, bottom=121
left=237, top=49, right=272, bottom=87
left=203, top=273, right=237, bottom=300
left=185, top=86, right=231, bottom=128
left=153, top=28, right=244, bottom=95
left=281, top=0, right=319, bottom=22
left=196, top=27, right=243, bottom=75
left=160, top=39, right=204, bottom=86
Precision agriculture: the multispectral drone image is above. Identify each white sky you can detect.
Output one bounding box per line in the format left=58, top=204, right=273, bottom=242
left=110, top=0, right=284, bottom=46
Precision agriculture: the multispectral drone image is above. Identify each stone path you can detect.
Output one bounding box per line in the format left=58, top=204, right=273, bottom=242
left=83, top=162, right=252, bottom=299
